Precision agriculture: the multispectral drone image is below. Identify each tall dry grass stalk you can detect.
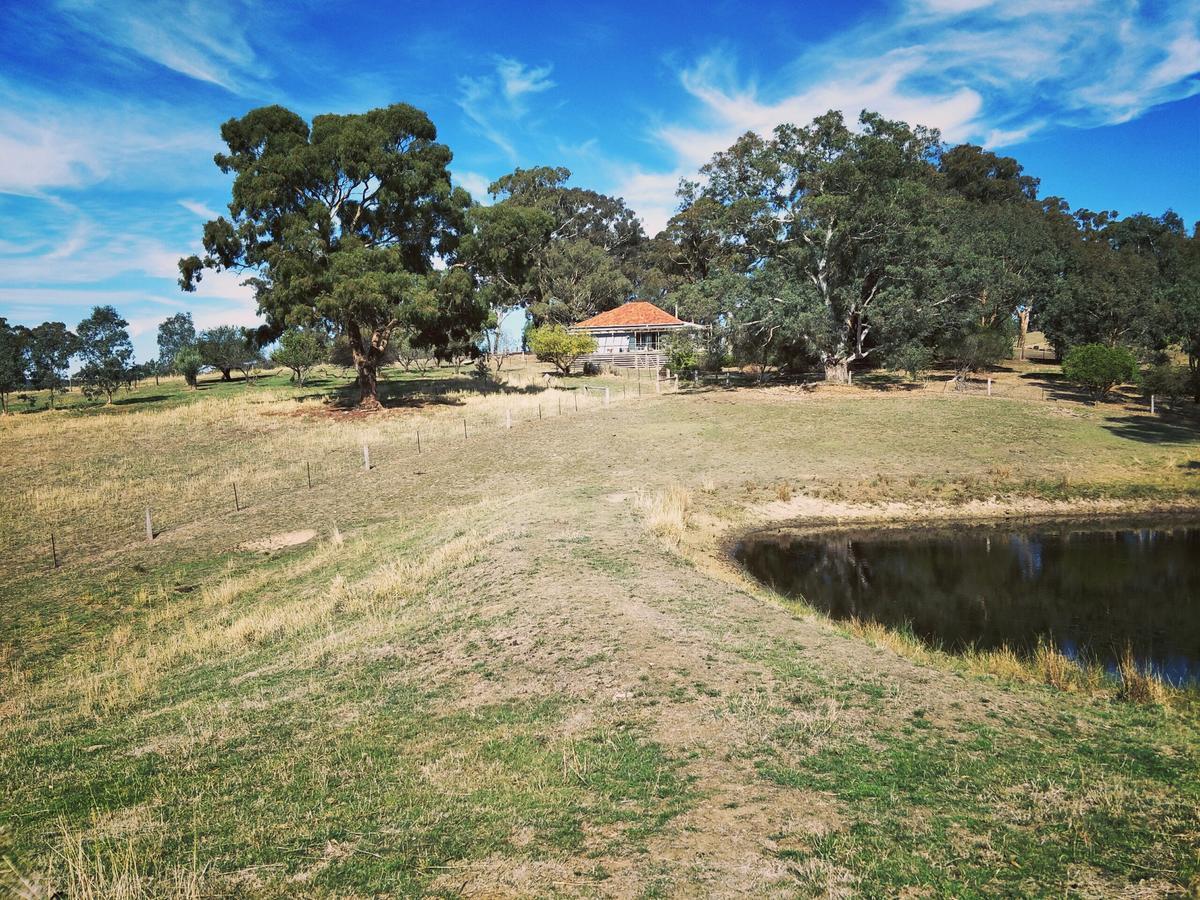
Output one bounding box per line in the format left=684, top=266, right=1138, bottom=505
left=635, top=485, right=692, bottom=543
left=1116, top=647, right=1170, bottom=705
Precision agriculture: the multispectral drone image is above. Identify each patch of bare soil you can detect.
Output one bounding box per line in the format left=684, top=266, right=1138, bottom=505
left=239, top=529, right=317, bottom=553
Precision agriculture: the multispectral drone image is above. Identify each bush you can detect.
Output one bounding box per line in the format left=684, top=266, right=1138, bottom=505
left=662, top=333, right=700, bottom=374
left=1141, top=364, right=1191, bottom=407
left=527, top=325, right=596, bottom=375
left=270, top=328, right=325, bottom=386
left=173, top=347, right=203, bottom=388
left=887, top=343, right=932, bottom=382
left=1061, top=343, right=1139, bottom=399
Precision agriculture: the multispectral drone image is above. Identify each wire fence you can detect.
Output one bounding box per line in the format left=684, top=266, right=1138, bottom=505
left=0, top=375, right=684, bottom=580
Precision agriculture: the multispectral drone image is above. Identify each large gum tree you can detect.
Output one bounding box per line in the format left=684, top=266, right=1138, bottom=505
left=179, top=103, right=475, bottom=408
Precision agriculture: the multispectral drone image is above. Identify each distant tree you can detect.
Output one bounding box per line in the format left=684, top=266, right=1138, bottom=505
left=173, top=346, right=203, bottom=388
left=26, top=322, right=79, bottom=408
left=75, top=305, right=134, bottom=404
left=197, top=325, right=253, bottom=381
left=1061, top=343, right=1139, bottom=400
left=157, top=313, right=196, bottom=372
left=271, top=328, right=326, bottom=386
left=940, top=323, right=1015, bottom=384
left=532, top=240, right=632, bottom=325
left=180, top=103, right=485, bottom=408
left=0, top=318, right=29, bottom=414
left=527, top=325, right=596, bottom=375
left=1142, top=364, right=1191, bottom=408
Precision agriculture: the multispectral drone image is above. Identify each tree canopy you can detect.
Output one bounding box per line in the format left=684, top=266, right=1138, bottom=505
left=180, top=102, right=486, bottom=407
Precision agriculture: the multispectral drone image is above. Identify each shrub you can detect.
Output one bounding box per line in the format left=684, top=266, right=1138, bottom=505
left=173, top=347, right=203, bottom=388
left=662, top=333, right=700, bottom=375
left=270, top=328, right=326, bottom=386
left=1141, top=364, right=1190, bottom=407
left=887, top=343, right=932, bottom=382
left=1061, top=343, right=1139, bottom=399
left=527, top=325, right=596, bottom=375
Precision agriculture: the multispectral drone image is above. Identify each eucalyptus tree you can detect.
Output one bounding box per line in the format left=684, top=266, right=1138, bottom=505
left=0, top=318, right=29, bottom=414
left=464, top=166, right=642, bottom=326
left=180, top=103, right=484, bottom=408
left=76, top=305, right=134, bottom=403
left=26, top=322, right=78, bottom=408
left=686, top=110, right=943, bottom=382
left=156, top=312, right=196, bottom=371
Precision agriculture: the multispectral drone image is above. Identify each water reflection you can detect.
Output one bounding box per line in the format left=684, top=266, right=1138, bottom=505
left=735, top=519, right=1200, bottom=685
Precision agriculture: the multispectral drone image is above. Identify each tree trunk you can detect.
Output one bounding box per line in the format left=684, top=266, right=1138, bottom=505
left=823, top=358, right=849, bottom=384
left=1017, top=307, right=1031, bottom=349
left=356, top=361, right=380, bottom=409
left=220, top=368, right=232, bottom=381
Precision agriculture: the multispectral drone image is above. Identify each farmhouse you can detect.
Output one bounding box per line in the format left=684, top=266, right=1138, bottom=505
left=570, top=300, right=703, bottom=369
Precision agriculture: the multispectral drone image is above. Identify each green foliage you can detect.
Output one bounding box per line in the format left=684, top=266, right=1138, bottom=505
left=180, top=103, right=482, bottom=407
left=76, top=305, right=134, bottom=404
left=270, top=328, right=326, bottom=386
left=173, top=346, right=203, bottom=388
left=26, top=322, right=79, bottom=408
left=662, top=333, right=700, bottom=374
left=941, top=322, right=1014, bottom=381
left=156, top=313, right=196, bottom=371
left=1141, top=364, right=1194, bottom=406
left=0, top=318, right=29, bottom=414
left=197, top=326, right=256, bottom=381
left=527, top=325, right=596, bottom=375
left=532, top=240, right=632, bottom=325
left=887, top=343, right=932, bottom=382
left=1062, top=343, right=1140, bottom=399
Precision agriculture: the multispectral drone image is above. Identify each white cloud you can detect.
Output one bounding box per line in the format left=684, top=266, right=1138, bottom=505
left=454, top=170, right=494, bottom=204
left=619, top=0, right=1200, bottom=232
left=55, top=0, right=267, bottom=94
left=179, top=199, right=219, bottom=219
left=458, top=57, right=556, bottom=159
left=0, top=89, right=216, bottom=196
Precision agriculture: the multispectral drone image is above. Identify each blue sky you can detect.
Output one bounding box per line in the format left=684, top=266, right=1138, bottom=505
left=1, top=0, right=1198, bottom=362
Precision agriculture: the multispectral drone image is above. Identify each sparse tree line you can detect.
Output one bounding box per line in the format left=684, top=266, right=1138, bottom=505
left=3, top=103, right=1195, bottom=412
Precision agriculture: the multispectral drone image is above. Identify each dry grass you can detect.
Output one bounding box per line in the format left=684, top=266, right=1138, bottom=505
left=635, top=484, right=692, bottom=543
left=1117, top=647, right=1171, bottom=705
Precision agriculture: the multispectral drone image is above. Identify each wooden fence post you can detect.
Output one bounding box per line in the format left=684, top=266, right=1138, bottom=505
left=145, top=507, right=153, bottom=541
left=233, top=482, right=240, bottom=512
left=1151, top=394, right=1156, bottom=415
left=50, top=533, right=58, bottom=570
left=306, top=462, right=312, bottom=489
left=363, top=444, right=371, bottom=471
left=987, top=378, right=992, bottom=397
left=416, top=429, right=421, bottom=453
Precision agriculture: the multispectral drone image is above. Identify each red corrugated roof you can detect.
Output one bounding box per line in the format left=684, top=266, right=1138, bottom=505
left=574, top=301, right=686, bottom=328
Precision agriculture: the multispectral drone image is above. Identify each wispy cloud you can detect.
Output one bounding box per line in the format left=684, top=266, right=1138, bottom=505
left=178, top=199, right=219, bottom=219
left=55, top=0, right=267, bottom=94
left=453, top=170, right=494, bottom=204
left=458, top=57, right=555, bottom=159
left=622, top=0, right=1200, bottom=233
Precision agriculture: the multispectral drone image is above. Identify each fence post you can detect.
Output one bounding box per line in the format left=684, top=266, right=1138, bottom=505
left=233, top=482, right=240, bottom=512
left=463, top=418, right=468, bottom=440
left=604, top=387, right=610, bottom=407
left=1151, top=394, right=1156, bottom=415
left=538, top=403, right=542, bottom=420
left=987, top=378, right=992, bottom=397
left=50, top=533, right=58, bottom=570
left=416, top=429, right=421, bottom=453
left=307, top=461, right=312, bottom=489
left=145, top=506, right=153, bottom=542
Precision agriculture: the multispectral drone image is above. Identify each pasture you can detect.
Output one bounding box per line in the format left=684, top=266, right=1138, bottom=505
left=1, top=359, right=1199, bottom=897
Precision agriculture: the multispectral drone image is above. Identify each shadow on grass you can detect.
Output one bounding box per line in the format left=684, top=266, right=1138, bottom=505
left=325, top=374, right=555, bottom=411
left=1102, top=415, right=1200, bottom=445
left=111, top=394, right=171, bottom=406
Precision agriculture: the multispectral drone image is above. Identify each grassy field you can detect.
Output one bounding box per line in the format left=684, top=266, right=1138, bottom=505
left=2, top=358, right=1199, bottom=897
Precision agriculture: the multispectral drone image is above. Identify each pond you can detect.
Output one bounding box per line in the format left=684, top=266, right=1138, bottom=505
left=735, top=518, right=1200, bottom=686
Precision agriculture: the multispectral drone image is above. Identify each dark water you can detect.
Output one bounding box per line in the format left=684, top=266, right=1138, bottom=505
left=735, top=519, right=1200, bottom=685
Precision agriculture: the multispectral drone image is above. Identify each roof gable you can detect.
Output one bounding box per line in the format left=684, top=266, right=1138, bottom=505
left=574, top=301, right=686, bottom=329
